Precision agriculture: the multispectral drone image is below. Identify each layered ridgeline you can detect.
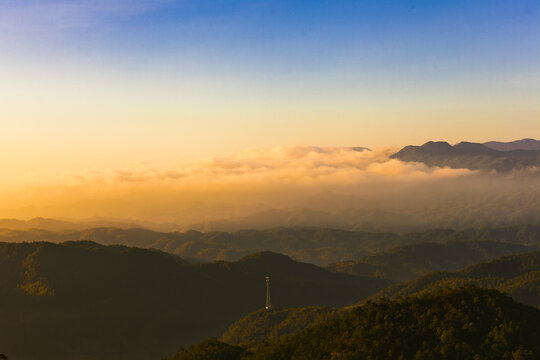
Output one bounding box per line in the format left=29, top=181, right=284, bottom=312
left=168, top=287, right=540, bottom=360
left=0, top=242, right=386, bottom=360
left=391, top=140, right=540, bottom=172
left=327, top=241, right=535, bottom=282
left=1, top=225, right=538, bottom=265
left=2, top=198, right=540, bottom=236
left=0, top=217, right=178, bottom=232
left=483, top=138, right=540, bottom=152
left=371, top=250, right=540, bottom=308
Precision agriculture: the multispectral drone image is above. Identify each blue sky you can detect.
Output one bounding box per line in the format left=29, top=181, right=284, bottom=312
left=0, top=0, right=539, bottom=180
left=2, top=0, right=538, bottom=74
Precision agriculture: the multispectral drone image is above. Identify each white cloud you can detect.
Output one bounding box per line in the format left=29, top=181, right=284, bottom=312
left=3, top=145, right=537, bottom=224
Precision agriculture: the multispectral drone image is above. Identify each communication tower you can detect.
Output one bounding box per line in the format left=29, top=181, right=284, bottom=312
left=265, top=276, right=271, bottom=310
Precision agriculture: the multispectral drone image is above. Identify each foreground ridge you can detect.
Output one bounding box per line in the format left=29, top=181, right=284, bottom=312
left=169, top=286, right=540, bottom=360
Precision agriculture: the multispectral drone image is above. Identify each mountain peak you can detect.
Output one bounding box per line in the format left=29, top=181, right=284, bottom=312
left=453, top=141, right=495, bottom=155
left=419, top=141, right=454, bottom=153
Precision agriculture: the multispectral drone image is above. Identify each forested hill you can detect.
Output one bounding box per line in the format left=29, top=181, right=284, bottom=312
left=0, top=224, right=538, bottom=265
left=220, top=306, right=344, bottom=346
left=371, top=250, right=540, bottom=308
left=168, top=287, right=540, bottom=360
left=391, top=140, right=539, bottom=171
left=327, top=241, right=535, bottom=282
left=0, top=242, right=386, bottom=360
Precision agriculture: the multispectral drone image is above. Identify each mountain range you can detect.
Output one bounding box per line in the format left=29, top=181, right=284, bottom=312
left=391, top=139, right=539, bottom=172
left=0, top=217, right=178, bottom=232
left=1, top=224, right=540, bottom=359
left=1, top=225, right=539, bottom=265
left=483, top=138, right=540, bottom=151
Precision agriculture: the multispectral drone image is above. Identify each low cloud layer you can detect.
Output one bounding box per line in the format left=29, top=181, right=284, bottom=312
left=95, top=146, right=476, bottom=186
left=1, top=146, right=537, bottom=230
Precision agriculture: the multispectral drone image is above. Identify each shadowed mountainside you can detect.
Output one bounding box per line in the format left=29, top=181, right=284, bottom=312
left=370, top=250, right=540, bottom=308
left=327, top=241, right=535, bottom=282
left=0, top=242, right=386, bottom=360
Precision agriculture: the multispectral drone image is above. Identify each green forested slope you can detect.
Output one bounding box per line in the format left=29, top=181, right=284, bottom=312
left=168, top=287, right=540, bottom=360
left=220, top=306, right=343, bottom=345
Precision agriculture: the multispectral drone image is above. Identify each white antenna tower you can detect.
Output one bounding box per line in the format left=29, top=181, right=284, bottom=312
left=265, top=276, right=271, bottom=310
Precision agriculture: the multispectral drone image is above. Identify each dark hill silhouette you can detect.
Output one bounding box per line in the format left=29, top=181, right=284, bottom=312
left=0, top=242, right=387, bottom=360
left=391, top=140, right=539, bottom=171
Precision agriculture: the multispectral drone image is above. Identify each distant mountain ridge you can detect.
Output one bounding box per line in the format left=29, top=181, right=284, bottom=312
left=0, top=216, right=180, bottom=232
left=391, top=139, right=539, bottom=172
left=484, top=138, right=540, bottom=151
left=186, top=202, right=540, bottom=233
left=1, top=225, right=539, bottom=266
left=1, top=225, right=539, bottom=265
left=0, top=217, right=143, bottom=231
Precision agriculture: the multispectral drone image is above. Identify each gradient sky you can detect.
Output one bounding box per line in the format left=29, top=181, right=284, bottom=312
left=1, top=0, right=539, bottom=187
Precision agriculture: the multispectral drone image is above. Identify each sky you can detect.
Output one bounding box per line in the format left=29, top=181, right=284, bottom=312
left=0, top=0, right=538, bottom=220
